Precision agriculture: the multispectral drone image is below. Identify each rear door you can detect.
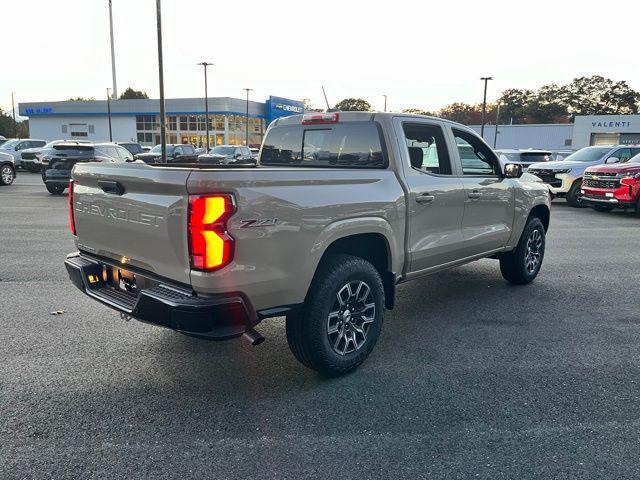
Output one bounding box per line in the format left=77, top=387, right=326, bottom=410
left=394, top=118, right=466, bottom=272
left=72, top=162, right=192, bottom=284
left=449, top=127, right=514, bottom=256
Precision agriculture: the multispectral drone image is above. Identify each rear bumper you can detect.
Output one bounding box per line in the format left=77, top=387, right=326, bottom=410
left=42, top=169, right=71, bottom=186
left=65, top=252, right=256, bottom=339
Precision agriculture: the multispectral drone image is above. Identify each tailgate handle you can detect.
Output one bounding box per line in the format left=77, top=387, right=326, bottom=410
left=98, top=180, right=125, bottom=195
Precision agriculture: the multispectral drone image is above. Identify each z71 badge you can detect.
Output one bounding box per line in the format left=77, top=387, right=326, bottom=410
left=240, top=218, right=279, bottom=228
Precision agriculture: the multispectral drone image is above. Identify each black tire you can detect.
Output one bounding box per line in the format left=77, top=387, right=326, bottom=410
left=500, top=217, right=545, bottom=285
left=0, top=164, right=15, bottom=186
left=286, top=254, right=384, bottom=376
left=46, top=184, right=65, bottom=195
left=593, top=205, right=614, bottom=212
left=566, top=181, right=585, bottom=208
left=635, top=199, right=640, bottom=219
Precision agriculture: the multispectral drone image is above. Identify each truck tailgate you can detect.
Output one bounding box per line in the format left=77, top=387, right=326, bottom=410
left=72, top=163, right=192, bottom=285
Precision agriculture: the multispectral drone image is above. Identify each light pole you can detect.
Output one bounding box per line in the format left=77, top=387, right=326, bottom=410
left=108, top=0, right=118, bottom=99
left=106, top=88, right=113, bottom=141
left=383, top=94, right=387, bottom=112
left=243, top=88, right=253, bottom=146
left=480, top=76, right=493, bottom=138
left=493, top=102, right=501, bottom=148
left=155, top=0, right=167, bottom=162
left=198, top=62, right=212, bottom=150
left=11, top=92, right=16, bottom=138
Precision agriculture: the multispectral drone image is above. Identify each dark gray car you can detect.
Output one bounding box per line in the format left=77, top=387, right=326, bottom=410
left=197, top=145, right=256, bottom=165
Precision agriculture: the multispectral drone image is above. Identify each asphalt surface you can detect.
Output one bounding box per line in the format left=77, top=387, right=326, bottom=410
left=2, top=172, right=640, bottom=479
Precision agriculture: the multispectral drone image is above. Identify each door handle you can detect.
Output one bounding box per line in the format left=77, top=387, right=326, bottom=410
left=416, top=193, right=435, bottom=204
left=467, top=190, right=481, bottom=200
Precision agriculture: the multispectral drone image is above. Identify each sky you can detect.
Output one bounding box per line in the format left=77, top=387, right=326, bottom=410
left=3, top=0, right=640, bottom=115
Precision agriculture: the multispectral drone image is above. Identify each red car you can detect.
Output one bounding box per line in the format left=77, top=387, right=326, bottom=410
left=581, top=154, right=640, bottom=216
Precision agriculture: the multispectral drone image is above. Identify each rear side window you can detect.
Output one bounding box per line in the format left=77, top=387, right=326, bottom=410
left=261, top=123, right=385, bottom=168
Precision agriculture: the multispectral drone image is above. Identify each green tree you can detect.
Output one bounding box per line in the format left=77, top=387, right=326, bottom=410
left=438, top=102, right=484, bottom=124
left=334, top=98, right=371, bottom=111
left=119, top=87, right=149, bottom=100
left=66, top=97, right=96, bottom=101
left=402, top=108, right=434, bottom=116
left=496, top=89, right=534, bottom=124
left=561, top=76, right=640, bottom=116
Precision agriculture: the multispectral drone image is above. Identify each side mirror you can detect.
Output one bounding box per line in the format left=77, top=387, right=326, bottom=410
left=504, top=163, right=523, bottom=179
left=14, top=146, right=20, bottom=151
left=606, top=156, right=620, bottom=164
left=234, top=153, right=242, bottom=159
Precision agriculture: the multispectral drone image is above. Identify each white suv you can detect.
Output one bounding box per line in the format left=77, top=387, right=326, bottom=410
left=0, top=139, right=46, bottom=168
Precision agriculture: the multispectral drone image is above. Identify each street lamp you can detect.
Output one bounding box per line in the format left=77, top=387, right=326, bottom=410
left=480, top=76, right=493, bottom=138
left=243, top=88, right=253, bottom=146
left=155, top=0, right=167, bottom=162
left=106, top=88, right=113, bottom=141
left=383, top=94, right=387, bottom=112
left=198, top=61, right=213, bottom=150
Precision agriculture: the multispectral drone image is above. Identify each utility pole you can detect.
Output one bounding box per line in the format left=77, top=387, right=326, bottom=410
left=198, top=62, right=213, bottom=150
left=108, top=0, right=118, bottom=98
left=493, top=102, right=500, bottom=148
left=480, top=76, right=493, bottom=138
left=106, top=88, right=113, bottom=141
left=11, top=92, right=17, bottom=138
left=383, top=94, right=387, bottom=112
left=155, top=0, right=167, bottom=162
left=243, top=88, right=253, bottom=146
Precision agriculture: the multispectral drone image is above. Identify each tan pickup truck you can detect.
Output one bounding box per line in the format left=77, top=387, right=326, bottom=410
left=65, top=112, right=550, bottom=375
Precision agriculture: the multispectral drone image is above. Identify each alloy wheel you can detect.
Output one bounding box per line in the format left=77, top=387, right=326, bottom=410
left=327, top=280, right=376, bottom=356
left=1, top=166, right=14, bottom=185
left=525, top=229, right=543, bottom=274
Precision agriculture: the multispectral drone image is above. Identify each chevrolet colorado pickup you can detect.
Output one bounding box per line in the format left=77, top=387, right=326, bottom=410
left=65, top=112, right=551, bottom=375
left=581, top=153, right=640, bottom=216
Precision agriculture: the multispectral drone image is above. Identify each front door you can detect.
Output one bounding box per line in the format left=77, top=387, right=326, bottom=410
left=395, top=119, right=467, bottom=272
left=450, top=128, right=514, bottom=256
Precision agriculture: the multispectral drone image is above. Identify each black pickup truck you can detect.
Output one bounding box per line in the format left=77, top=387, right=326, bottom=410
left=135, top=144, right=199, bottom=164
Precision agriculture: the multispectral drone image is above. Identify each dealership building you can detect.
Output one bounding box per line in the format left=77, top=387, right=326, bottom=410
left=472, top=114, right=640, bottom=151
left=18, top=96, right=304, bottom=147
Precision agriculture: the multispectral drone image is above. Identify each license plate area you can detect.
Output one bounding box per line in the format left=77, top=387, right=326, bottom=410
left=86, top=263, right=157, bottom=295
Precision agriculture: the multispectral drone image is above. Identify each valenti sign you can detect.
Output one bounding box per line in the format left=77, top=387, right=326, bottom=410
left=591, top=120, right=632, bottom=128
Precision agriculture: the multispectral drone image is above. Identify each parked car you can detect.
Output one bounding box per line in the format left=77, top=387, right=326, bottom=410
left=42, top=142, right=134, bottom=195
left=135, top=144, right=199, bottom=164
left=0, top=139, right=47, bottom=169
left=116, top=142, right=144, bottom=157
left=0, top=153, right=16, bottom=185
left=197, top=145, right=256, bottom=165
left=20, top=139, right=70, bottom=173
left=528, top=145, right=640, bottom=206
left=0, top=135, right=7, bottom=146
left=581, top=152, right=640, bottom=216
left=250, top=147, right=260, bottom=159
left=64, top=111, right=550, bottom=375
left=495, top=149, right=553, bottom=171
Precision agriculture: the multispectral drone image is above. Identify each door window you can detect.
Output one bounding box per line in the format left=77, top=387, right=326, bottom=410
left=453, top=129, right=500, bottom=176
left=402, top=123, right=452, bottom=175
left=611, top=148, right=632, bottom=162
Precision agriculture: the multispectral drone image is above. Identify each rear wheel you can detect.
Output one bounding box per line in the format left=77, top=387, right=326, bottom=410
left=46, top=184, right=65, bottom=195
left=0, top=164, right=15, bottom=185
left=566, top=181, right=585, bottom=208
left=500, top=217, right=545, bottom=285
left=593, top=205, right=614, bottom=212
left=286, top=254, right=384, bottom=376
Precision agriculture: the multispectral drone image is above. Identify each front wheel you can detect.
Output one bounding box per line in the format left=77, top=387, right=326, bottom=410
left=566, top=181, right=585, bottom=208
left=286, top=254, right=384, bottom=376
left=0, top=164, right=15, bottom=185
left=500, top=217, right=546, bottom=285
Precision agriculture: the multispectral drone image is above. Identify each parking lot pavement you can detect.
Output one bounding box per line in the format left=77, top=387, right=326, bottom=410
left=2, top=172, right=640, bottom=479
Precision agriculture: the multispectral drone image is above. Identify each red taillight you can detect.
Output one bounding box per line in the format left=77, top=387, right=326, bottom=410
left=68, top=180, right=76, bottom=235
left=301, top=112, right=340, bottom=125
left=189, top=195, right=235, bottom=271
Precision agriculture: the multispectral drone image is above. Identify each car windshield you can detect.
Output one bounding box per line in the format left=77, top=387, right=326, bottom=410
left=209, top=146, right=235, bottom=155
left=563, top=147, right=612, bottom=162
left=628, top=153, right=640, bottom=164
left=149, top=145, right=175, bottom=154
left=0, top=139, right=19, bottom=149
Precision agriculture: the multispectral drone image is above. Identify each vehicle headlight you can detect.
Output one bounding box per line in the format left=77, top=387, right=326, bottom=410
left=554, top=168, right=572, bottom=174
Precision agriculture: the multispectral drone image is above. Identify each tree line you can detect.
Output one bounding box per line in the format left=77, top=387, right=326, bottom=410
left=320, top=76, right=640, bottom=125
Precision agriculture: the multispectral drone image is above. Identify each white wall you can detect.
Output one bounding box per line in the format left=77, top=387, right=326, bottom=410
left=572, top=115, right=640, bottom=149
left=28, top=116, right=137, bottom=143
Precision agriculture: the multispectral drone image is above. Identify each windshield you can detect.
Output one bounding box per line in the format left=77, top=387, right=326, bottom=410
left=0, top=139, right=19, bottom=149
left=564, top=147, right=612, bottom=162
left=149, top=145, right=175, bottom=154
left=628, top=153, right=640, bottom=164
left=209, top=146, right=235, bottom=155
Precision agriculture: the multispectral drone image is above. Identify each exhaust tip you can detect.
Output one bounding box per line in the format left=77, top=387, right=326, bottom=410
left=242, top=328, right=265, bottom=346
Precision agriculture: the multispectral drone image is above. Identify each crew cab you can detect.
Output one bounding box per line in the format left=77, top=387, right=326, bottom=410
left=65, top=112, right=550, bottom=375
left=135, top=144, right=199, bottom=163
left=581, top=153, right=640, bottom=216
left=528, top=145, right=640, bottom=207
